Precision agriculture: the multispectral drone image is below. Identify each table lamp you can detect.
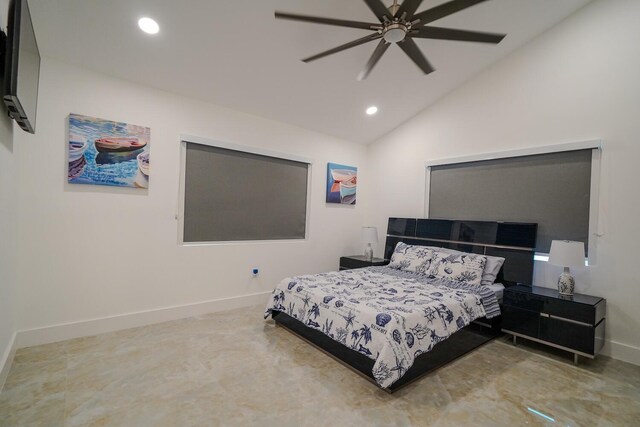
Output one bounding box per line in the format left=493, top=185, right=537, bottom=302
left=548, top=240, right=585, bottom=296
left=361, top=226, right=378, bottom=262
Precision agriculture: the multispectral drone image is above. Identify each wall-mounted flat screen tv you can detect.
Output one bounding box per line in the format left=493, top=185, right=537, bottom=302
left=3, top=0, right=40, bottom=134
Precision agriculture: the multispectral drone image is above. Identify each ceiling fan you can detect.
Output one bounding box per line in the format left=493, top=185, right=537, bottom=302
left=275, top=0, right=506, bottom=80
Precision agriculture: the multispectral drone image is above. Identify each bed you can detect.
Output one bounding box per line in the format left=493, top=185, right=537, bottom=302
left=265, top=218, right=537, bottom=391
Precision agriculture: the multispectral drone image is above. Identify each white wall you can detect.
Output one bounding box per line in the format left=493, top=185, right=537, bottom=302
left=13, top=58, right=367, bottom=337
left=0, top=87, right=17, bottom=387
left=365, top=0, right=640, bottom=364
left=0, top=0, right=17, bottom=387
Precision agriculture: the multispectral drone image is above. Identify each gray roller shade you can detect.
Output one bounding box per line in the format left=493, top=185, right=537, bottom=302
left=183, top=142, right=308, bottom=242
left=428, top=149, right=593, bottom=254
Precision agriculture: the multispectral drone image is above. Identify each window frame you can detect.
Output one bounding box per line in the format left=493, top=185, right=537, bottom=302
left=424, top=140, right=602, bottom=265
left=177, top=134, right=313, bottom=246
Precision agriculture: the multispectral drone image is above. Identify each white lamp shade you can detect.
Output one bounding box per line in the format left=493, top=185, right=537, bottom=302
left=549, top=240, right=585, bottom=267
left=361, top=227, right=378, bottom=244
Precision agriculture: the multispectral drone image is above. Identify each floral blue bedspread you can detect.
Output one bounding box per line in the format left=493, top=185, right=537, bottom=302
left=264, top=266, right=497, bottom=388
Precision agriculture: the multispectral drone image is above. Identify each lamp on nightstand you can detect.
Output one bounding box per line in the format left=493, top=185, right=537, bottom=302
left=549, top=240, right=585, bottom=296
left=361, top=226, right=378, bottom=262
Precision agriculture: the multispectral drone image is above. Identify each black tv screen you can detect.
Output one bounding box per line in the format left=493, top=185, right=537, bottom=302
left=3, top=0, right=40, bottom=134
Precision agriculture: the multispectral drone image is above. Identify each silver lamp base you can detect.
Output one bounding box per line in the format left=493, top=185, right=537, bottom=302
left=364, top=243, right=373, bottom=262
left=557, top=267, right=575, bottom=296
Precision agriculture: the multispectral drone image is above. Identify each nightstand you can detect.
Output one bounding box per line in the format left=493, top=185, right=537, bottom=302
left=502, top=285, right=606, bottom=364
left=339, top=255, right=388, bottom=270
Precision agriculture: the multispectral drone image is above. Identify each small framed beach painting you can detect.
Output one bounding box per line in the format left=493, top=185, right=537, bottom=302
left=68, top=113, right=150, bottom=189
left=326, top=162, right=357, bottom=205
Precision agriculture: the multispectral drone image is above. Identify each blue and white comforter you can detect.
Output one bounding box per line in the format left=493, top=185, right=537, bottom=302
left=264, top=266, right=500, bottom=388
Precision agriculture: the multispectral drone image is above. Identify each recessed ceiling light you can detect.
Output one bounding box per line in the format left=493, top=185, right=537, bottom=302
left=138, top=17, right=159, bottom=35
left=366, top=106, right=378, bottom=115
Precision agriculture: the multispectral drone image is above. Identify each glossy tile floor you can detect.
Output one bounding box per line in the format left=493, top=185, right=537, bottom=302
left=1, top=305, right=639, bottom=427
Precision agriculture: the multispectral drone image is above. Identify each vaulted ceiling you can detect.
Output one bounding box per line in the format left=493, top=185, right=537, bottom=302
left=30, top=0, right=592, bottom=143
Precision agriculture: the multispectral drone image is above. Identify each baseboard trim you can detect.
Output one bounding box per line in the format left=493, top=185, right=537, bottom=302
left=601, top=339, right=640, bottom=365
left=0, top=331, right=18, bottom=392
left=14, top=291, right=271, bottom=350
left=10, top=292, right=640, bottom=370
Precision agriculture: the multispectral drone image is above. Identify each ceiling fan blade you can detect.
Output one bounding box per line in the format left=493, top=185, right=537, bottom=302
left=394, top=0, right=423, bottom=20
left=357, top=40, right=391, bottom=81
left=413, top=0, right=489, bottom=26
left=275, top=11, right=378, bottom=30
left=363, top=0, right=393, bottom=22
left=398, top=38, right=434, bottom=75
left=303, top=33, right=383, bottom=63
left=412, top=26, right=505, bottom=43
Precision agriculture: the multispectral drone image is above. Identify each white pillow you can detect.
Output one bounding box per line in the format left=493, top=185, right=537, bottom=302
left=480, top=255, right=505, bottom=286
left=388, top=242, right=435, bottom=274
left=424, top=249, right=487, bottom=286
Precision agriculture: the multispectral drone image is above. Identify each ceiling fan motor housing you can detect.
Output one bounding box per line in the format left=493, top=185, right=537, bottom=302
left=383, top=23, right=408, bottom=43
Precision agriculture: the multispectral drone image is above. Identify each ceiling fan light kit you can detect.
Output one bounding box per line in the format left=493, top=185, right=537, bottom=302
left=275, top=0, right=506, bottom=80
left=383, top=24, right=408, bottom=43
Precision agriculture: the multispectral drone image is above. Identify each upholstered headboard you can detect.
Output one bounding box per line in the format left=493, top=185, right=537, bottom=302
left=385, top=218, right=537, bottom=286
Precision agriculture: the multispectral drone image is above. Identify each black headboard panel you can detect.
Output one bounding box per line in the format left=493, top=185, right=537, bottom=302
left=385, top=218, right=537, bottom=286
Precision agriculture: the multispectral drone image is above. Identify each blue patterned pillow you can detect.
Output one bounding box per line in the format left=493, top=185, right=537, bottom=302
left=425, top=249, right=487, bottom=286
left=421, top=246, right=504, bottom=286
left=388, top=242, right=435, bottom=274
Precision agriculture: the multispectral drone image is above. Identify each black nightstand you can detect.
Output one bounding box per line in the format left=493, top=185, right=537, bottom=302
left=502, top=285, right=606, bottom=364
left=339, top=255, right=388, bottom=270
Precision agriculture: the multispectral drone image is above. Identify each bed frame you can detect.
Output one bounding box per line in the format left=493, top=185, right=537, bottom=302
left=272, top=218, right=537, bottom=392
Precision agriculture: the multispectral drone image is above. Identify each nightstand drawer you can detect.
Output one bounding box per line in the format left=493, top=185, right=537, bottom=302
left=502, top=291, right=545, bottom=312
left=502, top=305, right=539, bottom=337
left=503, top=291, right=603, bottom=326
left=542, top=299, right=601, bottom=325
left=339, top=256, right=387, bottom=270
left=340, top=257, right=369, bottom=269
left=539, top=316, right=603, bottom=355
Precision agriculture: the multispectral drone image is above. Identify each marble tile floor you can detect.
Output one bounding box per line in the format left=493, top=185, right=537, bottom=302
left=1, top=304, right=639, bottom=427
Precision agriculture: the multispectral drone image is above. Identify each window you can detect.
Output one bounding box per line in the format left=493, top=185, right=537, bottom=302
left=425, top=141, right=601, bottom=256
left=180, top=137, right=310, bottom=243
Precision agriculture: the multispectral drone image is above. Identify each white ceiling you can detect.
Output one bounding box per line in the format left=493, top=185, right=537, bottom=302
left=30, top=0, right=592, bottom=143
